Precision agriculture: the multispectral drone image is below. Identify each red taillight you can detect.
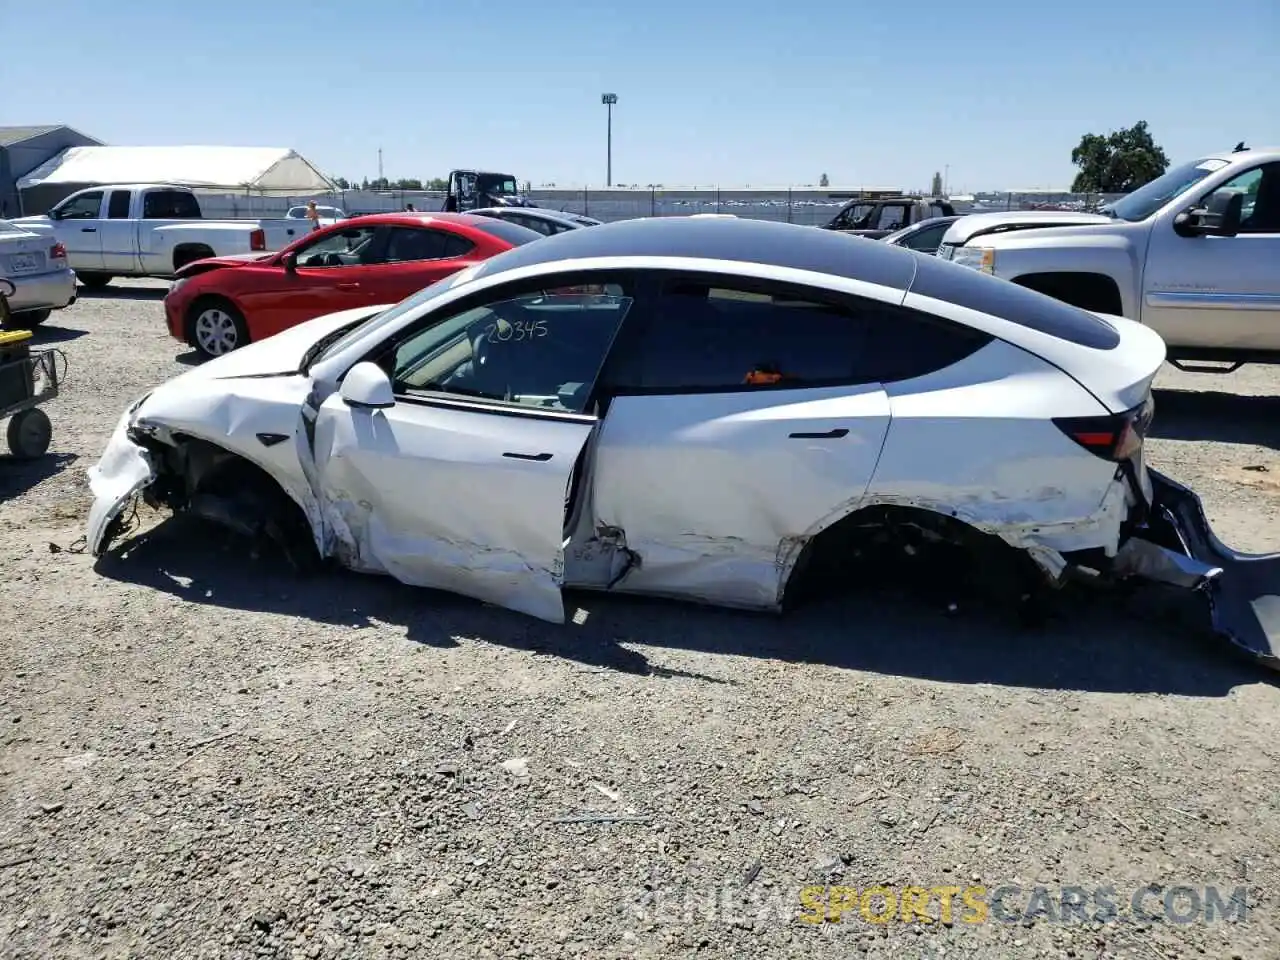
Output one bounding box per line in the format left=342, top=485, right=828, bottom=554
left=249, top=228, right=266, bottom=251
left=50, top=242, right=67, bottom=260
left=1053, top=397, right=1153, bottom=462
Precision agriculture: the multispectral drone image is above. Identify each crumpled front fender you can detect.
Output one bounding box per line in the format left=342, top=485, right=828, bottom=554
left=86, top=409, right=157, bottom=555
left=1122, top=468, right=1280, bottom=670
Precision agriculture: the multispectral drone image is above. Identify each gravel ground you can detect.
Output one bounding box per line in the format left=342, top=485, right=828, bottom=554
left=1, top=282, right=1278, bottom=960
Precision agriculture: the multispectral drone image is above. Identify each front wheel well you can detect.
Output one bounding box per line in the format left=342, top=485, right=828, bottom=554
left=146, top=436, right=319, bottom=570
left=781, top=503, right=1050, bottom=617
left=1011, top=272, right=1123, bottom=315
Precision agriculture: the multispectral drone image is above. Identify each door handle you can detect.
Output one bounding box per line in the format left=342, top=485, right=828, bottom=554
left=788, top=428, right=849, bottom=439
left=502, top=451, right=553, bottom=461
left=336, top=282, right=360, bottom=290
left=81, top=227, right=98, bottom=233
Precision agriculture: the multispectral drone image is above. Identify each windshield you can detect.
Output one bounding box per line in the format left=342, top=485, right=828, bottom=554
left=478, top=175, right=519, bottom=195
left=1106, top=158, right=1230, bottom=222
left=313, top=265, right=485, bottom=367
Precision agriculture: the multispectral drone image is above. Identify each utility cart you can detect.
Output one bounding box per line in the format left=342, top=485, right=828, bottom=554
left=0, top=279, right=59, bottom=459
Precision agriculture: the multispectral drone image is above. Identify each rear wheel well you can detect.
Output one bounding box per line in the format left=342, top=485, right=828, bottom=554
left=1012, top=272, right=1123, bottom=315
left=146, top=436, right=319, bottom=570
left=781, top=503, right=1050, bottom=619
left=172, top=244, right=216, bottom=272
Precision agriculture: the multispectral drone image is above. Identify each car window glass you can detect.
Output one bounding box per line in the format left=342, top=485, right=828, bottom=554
left=1207, top=163, right=1280, bottom=233
left=386, top=284, right=631, bottom=414
left=384, top=227, right=450, bottom=262
left=875, top=205, right=907, bottom=231
left=902, top=222, right=948, bottom=252
left=296, top=226, right=381, bottom=267
left=56, top=192, right=103, bottom=219
left=639, top=279, right=992, bottom=391
left=107, top=191, right=131, bottom=219
left=142, top=190, right=200, bottom=218
left=443, top=234, right=475, bottom=257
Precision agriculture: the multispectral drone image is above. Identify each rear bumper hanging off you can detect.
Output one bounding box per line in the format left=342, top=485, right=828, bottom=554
left=1117, top=468, right=1280, bottom=670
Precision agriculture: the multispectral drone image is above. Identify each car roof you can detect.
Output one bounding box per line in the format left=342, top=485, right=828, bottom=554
left=470, top=207, right=587, bottom=223
left=336, top=211, right=511, bottom=229
left=469, top=216, right=922, bottom=291
left=941, top=210, right=1111, bottom=244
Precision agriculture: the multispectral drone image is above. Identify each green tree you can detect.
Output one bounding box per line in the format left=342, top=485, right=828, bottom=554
left=425, top=177, right=449, bottom=191
left=819, top=173, right=830, bottom=187
left=332, top=176, right=350, bottom=190
left=1070, top=121, right=1169, bottom=193
left=392, top=178, right=423, bottom=190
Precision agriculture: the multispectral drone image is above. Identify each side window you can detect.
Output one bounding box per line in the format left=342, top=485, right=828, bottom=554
left=876, top=205, right=907, bottom=231
left=55, top=192, right=103, bottom=220
left=443, top=234, right=475, bottom=257
left=384, top=280, right=633, bottom=414
left=107, top=191, right=131, bottom=219
left=295, top=226, right=381, bottom=267
left=142, top=190, right=200, bottom=218
left=1205, top=163, right=1280, bottom=233
left=637, top=278, right=992, bottom=392
left=383, top=227, right=450, bottom=262
left=901, top=222, right=948, bottom=253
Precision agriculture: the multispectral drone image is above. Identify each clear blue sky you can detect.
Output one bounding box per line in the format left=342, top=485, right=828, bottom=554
left=6, top=0, right=1276, bottom=191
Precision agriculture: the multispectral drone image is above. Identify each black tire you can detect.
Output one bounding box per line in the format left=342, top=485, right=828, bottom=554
left=7, top=408, right=52, bottom=459
left=6, top=308, right=51, bottom=329
left=187, top=298, right=250, bottom=359
left=77, top=273, right=114, bottom=290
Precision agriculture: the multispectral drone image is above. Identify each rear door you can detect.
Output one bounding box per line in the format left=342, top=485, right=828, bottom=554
left=304, top=274, right=640, bottom=621
left=52, top=190, right=105, bottom=270
left=100, top=189, right=136, bottom=272
left=239, top=223, right=384, bottom=339
left=588, top=275, right=895, bottom=608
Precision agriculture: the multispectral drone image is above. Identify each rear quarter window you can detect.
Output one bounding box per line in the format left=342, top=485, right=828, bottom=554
left=469, top=219, right=543, bottom=247
left=909, top=255, right=1121, bottom=350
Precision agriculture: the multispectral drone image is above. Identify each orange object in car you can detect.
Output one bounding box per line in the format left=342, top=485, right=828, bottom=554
left=744, top=368, right=783, bottom=385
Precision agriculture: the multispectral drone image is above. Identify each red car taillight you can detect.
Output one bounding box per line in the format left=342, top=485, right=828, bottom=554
left=1053, top=396, right=1154, bottom=462
left=50, top=242, right=67, bottom=260
left=249, top=228, right=266, bottom=251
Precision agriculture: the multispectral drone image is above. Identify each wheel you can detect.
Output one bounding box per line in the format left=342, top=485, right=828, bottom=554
left=77, top=273, right=114, bottom=290
left=6, top=408, right=52, bottom=459
left=5, top=308, right=51, bottom=329
left=188, top=299, right=249, bottom=359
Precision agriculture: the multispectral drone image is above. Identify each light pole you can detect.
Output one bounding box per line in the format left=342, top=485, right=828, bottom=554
left=601, top=93, right=617, bottom=187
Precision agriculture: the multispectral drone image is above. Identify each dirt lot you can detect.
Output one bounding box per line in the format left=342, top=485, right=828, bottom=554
left=2, top=282, right=1278, bottom=960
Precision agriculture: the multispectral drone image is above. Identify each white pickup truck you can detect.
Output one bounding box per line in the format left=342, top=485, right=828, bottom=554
left=11, top=185, right=317, bottom=289
left=937, top=146, right=1280, bottom=371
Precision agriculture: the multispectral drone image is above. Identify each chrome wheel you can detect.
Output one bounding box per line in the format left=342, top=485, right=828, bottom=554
left=194, top=307, right=241, bottom=357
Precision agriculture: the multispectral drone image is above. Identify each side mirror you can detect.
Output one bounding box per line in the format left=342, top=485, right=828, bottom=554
left=1173, top=189, right=1244, bottom=238
left=281, top=252, right=298, bottom=274
left=47, top=208, right=63, bottom=221
left=0, top=278, right=15, bottom=299
left=339, top=362, right=395, bottom=410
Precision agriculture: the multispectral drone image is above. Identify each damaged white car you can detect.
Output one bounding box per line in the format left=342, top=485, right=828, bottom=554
left=87, top=217, right=1279, bottom=668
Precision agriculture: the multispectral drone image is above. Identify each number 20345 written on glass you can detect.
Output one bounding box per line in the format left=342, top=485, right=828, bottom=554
left=486, top=318, right=549, bottom=343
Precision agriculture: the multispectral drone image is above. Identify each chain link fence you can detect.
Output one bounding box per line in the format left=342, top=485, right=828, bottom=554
left=194, top=187, right=1127, bottom=225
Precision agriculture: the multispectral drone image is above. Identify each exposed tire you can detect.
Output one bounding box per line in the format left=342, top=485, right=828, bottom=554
left=187, top=298, right=249, bottom=360
left=77, top=273, right=114, bottom=290
left=7, top=408, right=52, bottom=459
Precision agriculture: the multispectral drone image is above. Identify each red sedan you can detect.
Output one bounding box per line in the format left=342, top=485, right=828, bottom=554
left=164, top=212, right=543, bottom=358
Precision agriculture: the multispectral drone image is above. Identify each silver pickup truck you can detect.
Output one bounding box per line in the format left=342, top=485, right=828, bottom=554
left=937, top=146, right=1280, bottom=371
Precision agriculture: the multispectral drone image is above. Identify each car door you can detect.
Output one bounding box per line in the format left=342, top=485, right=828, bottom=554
left=99, top=188, right=136, bottom=273
left=1143, top=161, right=1280, bottom=350
left=239, top=224, right=385, bottom=339
left=376, top=226, right=478, bottom=301
left=587, top=274, right=895, bottom=609
left=303, top=273, right=640, bottom=622
left=51, top=190, right=105, bottom=270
